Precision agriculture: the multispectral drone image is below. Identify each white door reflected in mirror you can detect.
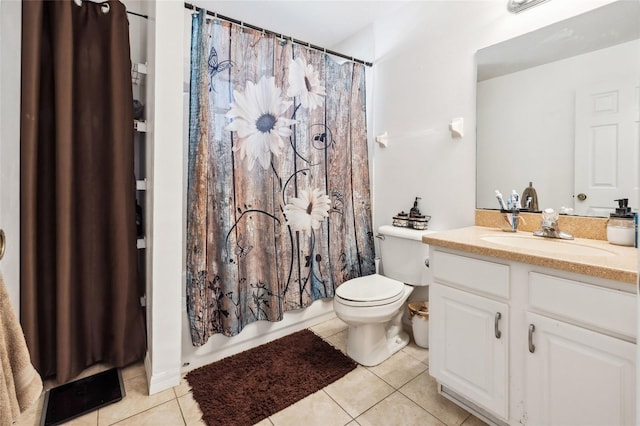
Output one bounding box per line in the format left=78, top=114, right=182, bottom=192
left=574, top=79, right=639, bottom=216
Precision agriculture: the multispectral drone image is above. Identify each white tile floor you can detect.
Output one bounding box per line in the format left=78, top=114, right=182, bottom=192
left=15, top=317, right=487, bottom=426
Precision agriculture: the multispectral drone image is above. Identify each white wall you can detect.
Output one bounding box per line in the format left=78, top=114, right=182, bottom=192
left=144, top=0, right=184, bottom=394
left=366, top=0, right=617, bottom=233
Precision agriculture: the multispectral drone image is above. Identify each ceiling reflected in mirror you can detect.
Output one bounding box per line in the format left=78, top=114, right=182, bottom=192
left=481, top=1, right=640, bottom=81
left=507, top=0, right=551, bottom=14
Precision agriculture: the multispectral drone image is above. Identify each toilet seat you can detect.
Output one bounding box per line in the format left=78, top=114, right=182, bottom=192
left=335, top=274, right=405, bottom=307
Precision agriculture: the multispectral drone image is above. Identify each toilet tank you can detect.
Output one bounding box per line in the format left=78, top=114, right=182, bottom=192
left=378, top=225, right=435, bottom=286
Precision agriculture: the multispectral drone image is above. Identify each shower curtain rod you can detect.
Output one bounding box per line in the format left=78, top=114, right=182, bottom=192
left=126, top=10, right=148, bottom=19
left=183, top=2, right=373, bottom=67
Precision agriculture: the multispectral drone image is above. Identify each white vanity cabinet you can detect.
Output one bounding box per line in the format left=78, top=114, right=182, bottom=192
left=525, top=312, right=635, bottom=426
left=430, top=285, right=509, bottom=420
left=525, top=272, right=636, bottom=426
left=428, top=247, right=636, bottom=426
left=429, top=251, right=510, bottom=421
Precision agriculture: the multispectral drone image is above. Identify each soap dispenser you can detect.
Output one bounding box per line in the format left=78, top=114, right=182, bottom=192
left=407, top=197, right=430, bottom=230
left=607, top=198, right=635, bottom=246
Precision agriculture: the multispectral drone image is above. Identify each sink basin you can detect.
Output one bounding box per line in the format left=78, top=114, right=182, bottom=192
left=480, top=234, right=617, bottom=257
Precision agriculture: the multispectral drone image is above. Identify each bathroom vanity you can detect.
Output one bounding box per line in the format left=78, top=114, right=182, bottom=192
left=423, top=226, right=638, bottom=426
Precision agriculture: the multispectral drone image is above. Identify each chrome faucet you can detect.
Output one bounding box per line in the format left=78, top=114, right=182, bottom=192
left=533, top=208, right=573, bottom=240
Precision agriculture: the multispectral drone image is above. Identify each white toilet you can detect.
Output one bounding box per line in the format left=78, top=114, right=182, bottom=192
left=333, top=225, right=432, bottom=366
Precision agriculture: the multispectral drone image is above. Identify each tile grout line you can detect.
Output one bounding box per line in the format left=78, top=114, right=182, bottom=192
left=364, top=361, right=428, bottom=390
left=321, top=388, right=357, bottom=424
left=396, top=383, right=454, bottom=426
left=98, top=382, right=180, bottom=426
left=460, top=413, right=473, bottom=426
left=173, top=387, right=190, bottom=426
left=106, top=398, right=186, bottom=426
left=314, top=322, right=440, bottom=423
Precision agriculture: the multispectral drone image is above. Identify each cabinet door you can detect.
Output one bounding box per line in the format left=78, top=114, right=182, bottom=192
left=526, top=312, right=635, bottom=426
left=430, top=283, right=509, bottom=419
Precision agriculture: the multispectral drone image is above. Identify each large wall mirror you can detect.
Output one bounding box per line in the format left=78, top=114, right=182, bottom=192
left=476, top=0, right=640, bottom=217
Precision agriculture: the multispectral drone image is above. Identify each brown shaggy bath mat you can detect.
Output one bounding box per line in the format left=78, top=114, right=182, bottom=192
left=185, top=329, right=357, bottom=426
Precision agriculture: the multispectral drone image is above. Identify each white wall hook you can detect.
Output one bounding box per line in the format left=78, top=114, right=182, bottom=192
left=449, top=117, right=464, bottom=139
left=376, top=131, right=389, bottom=147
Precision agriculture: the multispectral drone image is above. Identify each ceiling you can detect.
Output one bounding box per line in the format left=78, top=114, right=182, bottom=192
left=191, top=0, right=640, bottom=74
left=193, top=1, right=407, bottom=49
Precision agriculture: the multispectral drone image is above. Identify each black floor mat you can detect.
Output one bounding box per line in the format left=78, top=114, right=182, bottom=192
left=40, top=367, right=125, bottom=426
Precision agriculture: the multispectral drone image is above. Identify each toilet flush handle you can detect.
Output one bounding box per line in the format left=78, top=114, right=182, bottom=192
left=424, top=258, right=429, bottom=268
left=375, top=234, right=385, bottom=240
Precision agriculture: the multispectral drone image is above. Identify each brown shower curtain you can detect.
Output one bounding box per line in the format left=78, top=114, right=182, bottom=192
left=20, top=0, right=145, bottom=383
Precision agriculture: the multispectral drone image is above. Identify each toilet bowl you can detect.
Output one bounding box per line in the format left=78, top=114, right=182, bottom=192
left=334, top=274, right=414, bottom=366
left=333, top=225, right=434, bottom=366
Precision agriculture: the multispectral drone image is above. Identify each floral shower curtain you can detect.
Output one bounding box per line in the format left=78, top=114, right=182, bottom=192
left=186, top=11, right=375, bottom=345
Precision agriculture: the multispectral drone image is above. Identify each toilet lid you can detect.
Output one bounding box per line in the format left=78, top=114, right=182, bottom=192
left=335, top=274, right=405, bottom=306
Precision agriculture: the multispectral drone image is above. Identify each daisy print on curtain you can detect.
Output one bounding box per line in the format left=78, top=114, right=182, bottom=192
left=186, top=10, right=374, bottom=345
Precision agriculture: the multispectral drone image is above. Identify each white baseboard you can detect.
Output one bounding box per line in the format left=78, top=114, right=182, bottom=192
left=144, top=352, right=182, bottom=395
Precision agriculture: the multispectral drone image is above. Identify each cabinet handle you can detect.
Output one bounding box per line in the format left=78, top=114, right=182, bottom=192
left=494, top=312, right=502, bottom=339
left=528, top=324, right=536, bottom=353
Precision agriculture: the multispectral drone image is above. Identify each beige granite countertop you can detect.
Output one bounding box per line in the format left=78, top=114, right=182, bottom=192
left=423, top=226, right=638, bottom=285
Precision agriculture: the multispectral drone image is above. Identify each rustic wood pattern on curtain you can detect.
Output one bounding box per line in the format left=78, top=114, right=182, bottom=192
left=186, top=11, right=375, bottom=345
